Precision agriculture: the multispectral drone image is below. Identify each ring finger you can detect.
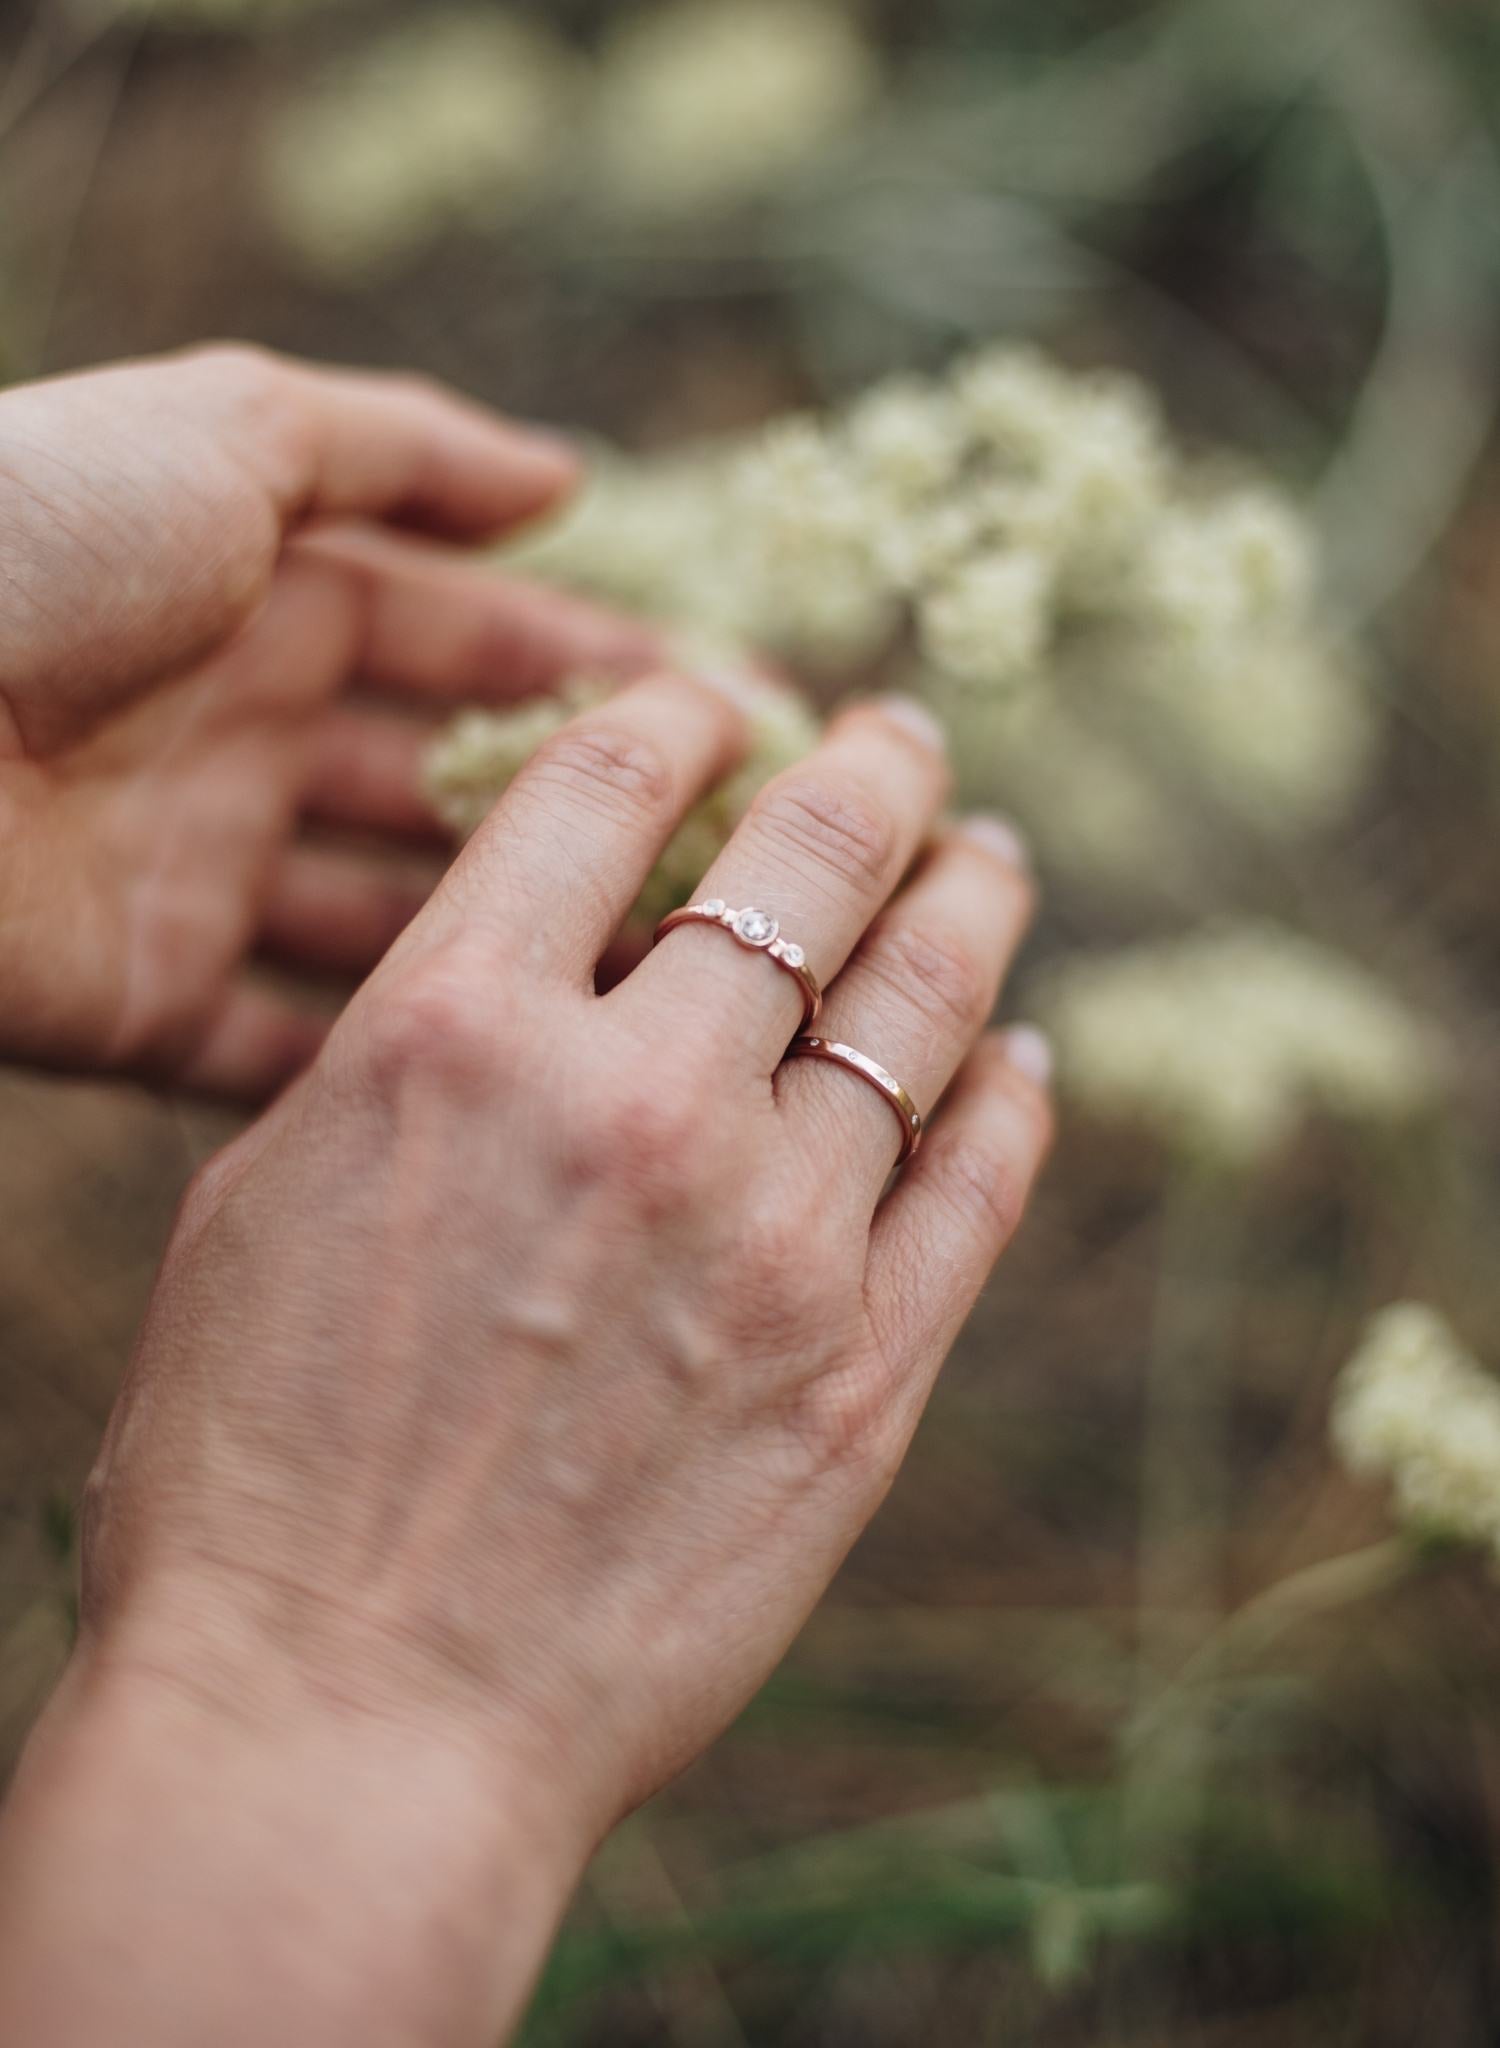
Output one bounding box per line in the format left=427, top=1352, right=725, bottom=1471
left=776, top=816, right=1035, bottom=1205
left=619, top=696, right=950, bottom=1067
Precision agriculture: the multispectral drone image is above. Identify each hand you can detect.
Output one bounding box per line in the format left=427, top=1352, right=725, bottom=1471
left=0, top=678, right=1051, bottom=2043
left=0, top=344, right=657, bottom=1096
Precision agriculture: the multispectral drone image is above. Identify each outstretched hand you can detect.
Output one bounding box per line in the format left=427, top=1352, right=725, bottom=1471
left=0, top=345, right=657, bottom=1096
left=0, top=668, right=1050, bottom=2044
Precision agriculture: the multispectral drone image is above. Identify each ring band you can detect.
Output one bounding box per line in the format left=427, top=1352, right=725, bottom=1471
left=653, top=901, right=822, bottom=1030
left=791, top=1036, right=924, bottom=1164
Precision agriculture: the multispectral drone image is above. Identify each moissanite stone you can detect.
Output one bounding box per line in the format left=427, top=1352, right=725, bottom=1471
left=782, top=942, right=806, bottom=969
left=734, top=907, right=778, bottom=947
left=702, top=898, right=726, bottom=919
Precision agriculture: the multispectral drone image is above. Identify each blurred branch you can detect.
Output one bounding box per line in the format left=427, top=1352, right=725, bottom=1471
left=585, top=1824, right=751, bottom=2048
left=1109, top=1158, right=1246, bottom=2044
left=1313, top=8, right=1500, bottom=623
left=0, top=7, right=142, bottom=377
left=0, top=0, right=132, bottom=140
left=1124, top=1533, right=1417, bottom=1759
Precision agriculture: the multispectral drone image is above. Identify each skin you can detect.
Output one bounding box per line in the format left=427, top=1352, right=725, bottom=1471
left=0, top=347, right=1053, bottom=2045
left=0, top=343, right=661, bottom=1093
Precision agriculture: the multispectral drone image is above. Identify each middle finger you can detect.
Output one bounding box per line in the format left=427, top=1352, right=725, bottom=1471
left=618, top=697, right=950, bottom=1068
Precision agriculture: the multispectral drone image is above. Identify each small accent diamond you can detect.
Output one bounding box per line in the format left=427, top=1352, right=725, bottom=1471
left=782, top=942, right=806, bottom=969
left=734, top=907, right=778, bottom=947
left=702, top=898, right=726, bottom=919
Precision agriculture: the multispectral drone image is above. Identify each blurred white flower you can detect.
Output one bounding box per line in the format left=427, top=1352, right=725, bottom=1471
left=1040, top=924, right=1446, bottom=1165
left=424, top=664, right=820, bottom=927
left=590, top=0, right=879, bottom=217
left=1112, top=631, right=1378, bottom=835
left=1137, top=487, right=1318, bottom=642
left=917, top=550, right=1053, bottom=692
left=949, top=346, right=1083, bottom=469
left=871, top=497, right=989, bottom=593
left=261, top=11, right=579, bottom=277
left=485, top=344, right=1376, bottom=855
left=734, top=417, right=900, bottom=663
left=843, top=377, right=969, bottom=502
left=1333, top=1305, right=1500, bottom=1557
left=737, top=416, right=870, bottom=561
left=514, top=350, right=1310, bottom=680
left=1041, top=379, right=1170, bottom=599
left=512, top=446, right=754, bottom=637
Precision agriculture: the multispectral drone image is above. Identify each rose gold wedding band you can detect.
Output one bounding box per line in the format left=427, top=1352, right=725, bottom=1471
left=653, top=901, right=822, bottom=1030
left=791, top=1036, right=924, bottom=1165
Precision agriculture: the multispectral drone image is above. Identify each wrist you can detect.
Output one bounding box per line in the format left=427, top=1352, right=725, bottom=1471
left=0, top=1636, right=592, bottom=2047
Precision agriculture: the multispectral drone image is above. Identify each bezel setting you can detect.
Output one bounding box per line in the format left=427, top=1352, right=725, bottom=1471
left=654, top=900, right=822, bottom=1030
left=732, top=907, right=779, bottom=949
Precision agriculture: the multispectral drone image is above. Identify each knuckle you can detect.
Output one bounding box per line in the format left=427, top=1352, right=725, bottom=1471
left=753, top=775, right=896, bottom=896
left=573, top=1082, right=707, bottom=1196
left=936, top=1135, right=1028, bottom=1249
left=867, top=918, right=989, bottom=1038
left=778, top=1360, right=901, bottom=1486
left=734, top=1200, right=814, bottom=1295
left=722, top=1196, right=845, bottom=1334
left=176, top=1143, right=246, bottom=1236
left=77, top=1458, right=119, bottom=1620
left=176, top=343, right=305, bottom=519
left=357, top=946, right=502, bottom=1098
left=180, top=340, right=285, bottom=405
left=386, top=368, right=448, bottom=410
left=523, top=721, right=674, bottom=828
left=79, top=1453, right=110, bottom=1536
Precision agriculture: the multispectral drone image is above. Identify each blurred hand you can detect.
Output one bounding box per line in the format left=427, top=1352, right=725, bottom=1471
left=0, top=677, right=1051, bottom=2044
left=0, top=344, right=658, bottom=1097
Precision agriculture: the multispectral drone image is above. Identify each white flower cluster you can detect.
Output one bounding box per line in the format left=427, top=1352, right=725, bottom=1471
left=1333, top=1305, right=1500, bottom=1558
left=261, top=0, right=878, bottom=274
left=525, top=351, right=1292, bottom=674
left=1140, top=488, right=1317, bottom=644
left=424, top=666, right=820, bottom=928
left=733, top=352, right=1177, bottom=683
left=1039, top=924, right=1445, bottom=1165
left=514, top=346, right=1376, bottom=865
left=508, top=448, right=757, bottom=642
left=261, top=12, right=583, bottom=278
left=591, top=0, right=878, bottom=217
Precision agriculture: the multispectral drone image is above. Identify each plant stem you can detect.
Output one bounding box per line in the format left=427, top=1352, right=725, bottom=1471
left=1124, top=1533, right=1418, bottom=1759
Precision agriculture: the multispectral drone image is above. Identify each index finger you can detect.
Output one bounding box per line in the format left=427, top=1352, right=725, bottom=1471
left=195, top=346, right=581, bottom=540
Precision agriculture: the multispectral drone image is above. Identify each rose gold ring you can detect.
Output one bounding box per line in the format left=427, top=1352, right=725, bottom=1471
left=790, top=1036, right=924, bottom=1165
left=653, top=901, right=822, bottom=1030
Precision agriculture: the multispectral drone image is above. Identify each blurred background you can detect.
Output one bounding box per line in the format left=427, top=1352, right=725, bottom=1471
left=4, top=0, right=1500, bottom=2040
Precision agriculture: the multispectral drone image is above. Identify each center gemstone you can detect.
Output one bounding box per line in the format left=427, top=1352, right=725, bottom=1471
left=735, top=907, right=778, bottom=947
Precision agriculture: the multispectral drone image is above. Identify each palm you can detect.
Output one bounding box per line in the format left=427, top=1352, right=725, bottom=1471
left=11, top=617, right=338, bottom=1089
left=0, top=347, right=657, bottom=1099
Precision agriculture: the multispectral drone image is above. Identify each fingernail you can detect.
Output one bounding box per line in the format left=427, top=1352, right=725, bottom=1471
left=960, top=813, right=1030, bottom=871
left=1003, top=1025, right=1053, bottom=1087
left=878, top=694, right=947, bottom=754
